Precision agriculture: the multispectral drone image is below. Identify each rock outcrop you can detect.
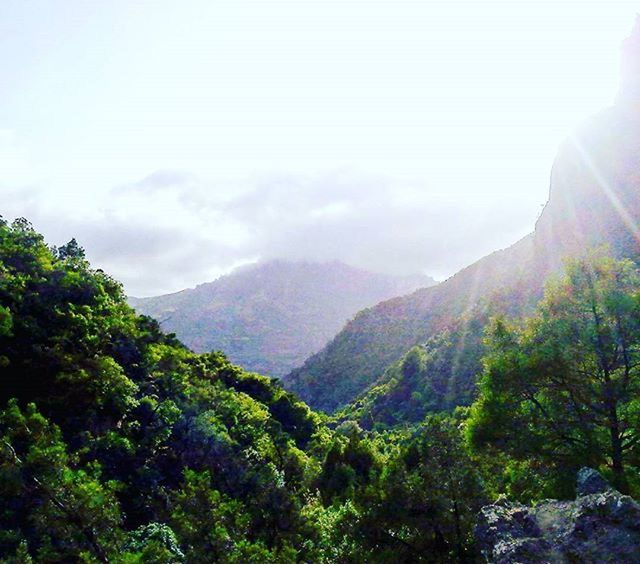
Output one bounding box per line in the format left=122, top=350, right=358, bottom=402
left=476, top=468, right=640, bottom=562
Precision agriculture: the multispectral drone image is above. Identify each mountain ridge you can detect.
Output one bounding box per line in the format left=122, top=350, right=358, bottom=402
left=283, top=233, right=538, bottom=413
left=129, top=259, right=435, bottom=377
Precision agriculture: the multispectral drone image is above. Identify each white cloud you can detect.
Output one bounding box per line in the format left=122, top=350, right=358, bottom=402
left=2, top=167, right=541, bottom=295
left=0, top=1, right=636, bottom=294
left=0, top=130, right=32, bottom=187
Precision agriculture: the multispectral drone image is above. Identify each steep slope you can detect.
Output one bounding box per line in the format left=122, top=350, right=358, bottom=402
left=284, top=235, right=539, bottom=413
left=129, top=260, right=434, bottom=377
left=337, top=311, right=489, bottom=429
left=0, top=219, right=331, bottom=561
left=286, top=27, right=640, bottom=415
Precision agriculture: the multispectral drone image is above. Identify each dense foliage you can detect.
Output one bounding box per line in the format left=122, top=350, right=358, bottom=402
left=0, top=218, right=486, bottom=562
left=469, top=254, right=640, bottom=499
left=2, top=217, right=640, bottom=562
left=0, top=218, right=327, bottom=562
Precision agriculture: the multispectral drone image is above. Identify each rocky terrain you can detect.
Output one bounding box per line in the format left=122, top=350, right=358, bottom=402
left=476, top=468, right=640, bottom=562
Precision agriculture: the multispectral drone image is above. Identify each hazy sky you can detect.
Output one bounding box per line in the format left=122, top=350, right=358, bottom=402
left=1, top=1, right=637, bottom=296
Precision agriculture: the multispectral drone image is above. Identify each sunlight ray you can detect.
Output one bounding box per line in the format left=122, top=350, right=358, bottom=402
left=571, top=135, right=640, bottom=245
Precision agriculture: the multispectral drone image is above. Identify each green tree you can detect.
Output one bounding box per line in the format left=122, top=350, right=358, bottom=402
left=401, top=346, right=426, bottom=380
left=468, top=255, right=640, bottom=493
left=122, top=523, right=185, bottom=563
left=56, top=237, right=86, bottom=261
left=318, top=422, right=378, bottom=503
left=0, top=218, right=334, bottom=560
left=0, top=401, right=123, bottom=562
left=0, top=306, right=11, bottom=337
left=355, top=415, right=484, bottom=562
left=169, top=469, right=279, bottom=563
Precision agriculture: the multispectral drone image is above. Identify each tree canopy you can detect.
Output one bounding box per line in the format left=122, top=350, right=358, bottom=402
left=3, top=217, right=640, bottom=561
left=468, top=254, right=640, bottom=494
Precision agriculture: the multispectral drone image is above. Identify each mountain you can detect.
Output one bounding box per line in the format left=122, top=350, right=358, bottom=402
left=4, top=21, right=640, bottom=561
left=129, top=260, right=434, bottom=377
left=284, top=234, right=538, bottom=414
left=285, top=63, right=640, bottom=417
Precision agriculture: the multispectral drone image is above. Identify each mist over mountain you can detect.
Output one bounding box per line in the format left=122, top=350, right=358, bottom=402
left=129, top=260, right=434, bottom=377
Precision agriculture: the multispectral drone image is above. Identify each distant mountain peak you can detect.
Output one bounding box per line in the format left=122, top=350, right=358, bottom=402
left=129, top=260, right=435, bottom=377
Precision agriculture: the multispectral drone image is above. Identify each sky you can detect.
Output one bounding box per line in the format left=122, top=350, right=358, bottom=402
left=1, top=0, right=638, bottom=296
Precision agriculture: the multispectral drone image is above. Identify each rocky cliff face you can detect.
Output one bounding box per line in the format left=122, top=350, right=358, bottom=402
left=534, top=18, right=640, bottom=270
left=476, top=469, right=640, bottom=562
left=534, top=105, right=640, bottom=271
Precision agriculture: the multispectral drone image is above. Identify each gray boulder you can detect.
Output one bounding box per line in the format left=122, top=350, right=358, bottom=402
left=476, top=468, right=640, bottom=562
left=576, top=466, right=613, bottom=496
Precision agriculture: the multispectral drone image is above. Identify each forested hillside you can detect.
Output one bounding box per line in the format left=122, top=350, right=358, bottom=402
left=2, top=217, right=640, bottom=562
left=0, top=218, right=491, bottom=561
left=129, top=261, right=433, bottom=377
left=284, top=235, right=537, bottom=414
left=0, top=219, right=328, bottom=561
